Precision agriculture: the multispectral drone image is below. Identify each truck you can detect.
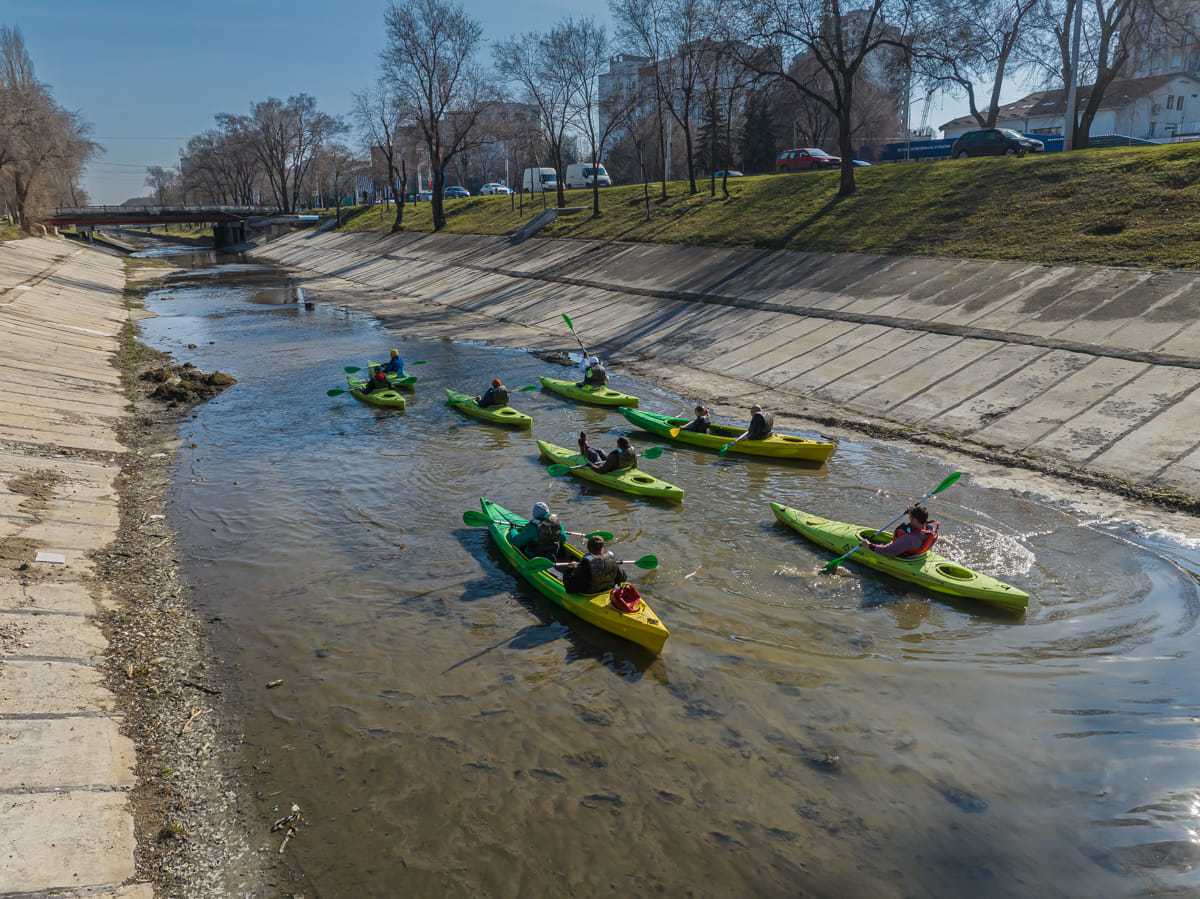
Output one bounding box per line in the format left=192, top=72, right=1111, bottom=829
left=521, top=167, right=558, bottom=193
left=563, top=163, right=611, bottom=189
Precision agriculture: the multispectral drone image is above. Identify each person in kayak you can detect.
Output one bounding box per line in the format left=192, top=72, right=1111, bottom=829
left=577, top=430, right=606, bottom=464
left=475, top=379, right=509, bottom=408
left=859, top=505, right=940, bottom=557
left=563, top=536, right=626, bottom=594
left=589, top=436, right=637, bottom=474
left=576, top=353, right=608, bottom=388
left=680, top=405, right=711, bottom=433
left=375, top=349, right=404, bottom=376
left=360, top=371, right=394, bottom=394
left=743, top=404, right=775, bottom=441
left=510, top=502, right=566, bottom=562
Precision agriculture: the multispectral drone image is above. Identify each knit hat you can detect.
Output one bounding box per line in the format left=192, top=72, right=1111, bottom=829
left=491, top=378, right=502, bottom=387
left=532, top=502, right=550, bottom=519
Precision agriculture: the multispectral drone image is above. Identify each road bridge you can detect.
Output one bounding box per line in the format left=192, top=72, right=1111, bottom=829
left=41, top=206, right=313, bottom=248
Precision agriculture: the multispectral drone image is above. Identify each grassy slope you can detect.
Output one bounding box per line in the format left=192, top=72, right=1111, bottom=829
left=330, top=142, right=1200, bottom=269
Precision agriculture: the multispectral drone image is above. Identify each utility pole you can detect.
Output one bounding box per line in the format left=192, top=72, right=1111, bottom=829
left=1064, top=0, right=1083, bottom=150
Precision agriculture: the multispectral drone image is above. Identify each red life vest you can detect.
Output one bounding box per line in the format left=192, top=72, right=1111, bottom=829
left=892, top=520, right=940, bottom=556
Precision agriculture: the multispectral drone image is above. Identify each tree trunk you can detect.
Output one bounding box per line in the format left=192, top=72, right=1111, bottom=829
left=591, top=150, right=601, bottom=217
left=392, top=161, right=407, bottom=232
left=837, top=102, right=857, bottom=197
left=432, top=165, right=446, bottom=230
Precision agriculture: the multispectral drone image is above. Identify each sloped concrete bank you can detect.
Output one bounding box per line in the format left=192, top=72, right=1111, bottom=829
left=257, top=228, right=1200, bottom=512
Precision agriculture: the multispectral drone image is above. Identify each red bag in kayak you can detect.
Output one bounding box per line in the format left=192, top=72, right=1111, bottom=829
left=610, top=583, right=642, bottom=613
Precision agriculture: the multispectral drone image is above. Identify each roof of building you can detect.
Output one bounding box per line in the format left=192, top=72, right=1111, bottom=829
left=938, top=73, right=1199, bottom=131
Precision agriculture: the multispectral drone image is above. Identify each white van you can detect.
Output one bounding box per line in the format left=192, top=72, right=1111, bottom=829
left=564, top=163, right=612, bottom=189
left=521, top=167, right=558, bottom=193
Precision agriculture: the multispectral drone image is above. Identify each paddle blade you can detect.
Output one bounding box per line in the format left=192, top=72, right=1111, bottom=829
left=462, top=510, right=492, bottom=526
left=586, top=530, right=615, bottom=541
left=326, top=389, right=346, bottom=397
left=525, top=557, right=555, bottom=571
left=668, top=428, right=681, bottom=438
left=546, top=464, right=572, bottom=477
left=562, top=313, right=575, bottom=331
left=518, top=384, right=539, bottom=391
left=411, top=360, right=427, bottom=365
left=343, top=365, right=361, bottom=373
left=632, top=554, right=658, bottom=570
left=717, top=443, right=731, bottom=457
left=931, top=471, right=962, bottom=495
left=642, top=446, right=665, bottom=459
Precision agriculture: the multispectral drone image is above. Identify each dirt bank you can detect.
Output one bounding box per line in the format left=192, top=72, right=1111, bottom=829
left=96, top=275, right=308, bottom=897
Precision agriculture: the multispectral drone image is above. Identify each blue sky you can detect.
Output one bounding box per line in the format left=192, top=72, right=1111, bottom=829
left=9, top=1, right=979, bottom=204
left=5, top=0, right=581, bottom=203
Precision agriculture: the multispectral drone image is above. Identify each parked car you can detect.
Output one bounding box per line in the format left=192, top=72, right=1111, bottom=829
left=563, top=163, right=612, bottom=189
left=713, top=170, right=744, bottom=178
left=776, top=148, right=840, bottom=172
left=951, top=129, right=1044, bottom=158
left=480, top=182, right=512, bottom=195
left=444, top=185, right=471, bottom=198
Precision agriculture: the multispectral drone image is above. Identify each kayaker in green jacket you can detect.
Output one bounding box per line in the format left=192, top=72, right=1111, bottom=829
left=563, top=536, right=626, bottom=594
left=589, top=436, right=637, bottom=474
left=510, top=502, right=566, bottom=561
left=475, top=379, right=509, bottom=408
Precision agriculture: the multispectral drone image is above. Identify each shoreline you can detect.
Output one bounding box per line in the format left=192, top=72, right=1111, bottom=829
left=102, top=256, right=308, bottom=896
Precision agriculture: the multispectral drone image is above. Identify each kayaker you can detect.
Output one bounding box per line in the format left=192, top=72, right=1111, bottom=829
left=510, top=502, right=566, bottom=562
left=576, top=353, right=608, bottom=388
left=577, top=430, right=605, bottom=464
left=746, top=405, right=774, bottom=440
left=680, top=405, right=711, bottom=433
left=475, top=379, right=509, bottom=408
left=376, top=349, right=404, bottom=376
left=563, top=536, right=626, bottom=594
left=859, top=505, right=940, bottom=557
left=589, top=436, right=637, bottom=474
left=360, top=371, right=393, bottom=394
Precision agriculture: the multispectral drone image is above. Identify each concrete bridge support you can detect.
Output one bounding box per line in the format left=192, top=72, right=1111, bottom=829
left=212, top=221, right=246, bottom=249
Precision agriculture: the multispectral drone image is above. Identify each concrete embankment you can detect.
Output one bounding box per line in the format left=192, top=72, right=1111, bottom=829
left=0, top=238, right=147, bottom=896
left=257, top=228, right=1200, bottom=509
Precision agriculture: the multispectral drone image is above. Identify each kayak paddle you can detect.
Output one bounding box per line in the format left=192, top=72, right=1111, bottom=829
left=821, top=471, right=962, bottom=573
left=546, top=445, right=666, bottom=477
left=445, top=385, right=538, bottom=407
left=550, top=554, right=658, bottom=570
left=717, top=432, right=750, bottom=458
left=460, top=510, right=612, bottom=541
left=562, top=313, right=588, bottom=356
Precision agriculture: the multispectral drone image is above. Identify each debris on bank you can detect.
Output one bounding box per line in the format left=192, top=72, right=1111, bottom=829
left=140, top=364, right=236, bottom=405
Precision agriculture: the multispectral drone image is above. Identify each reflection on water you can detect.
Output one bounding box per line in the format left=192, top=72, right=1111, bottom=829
left=143, top=249, right=1200, bottom=898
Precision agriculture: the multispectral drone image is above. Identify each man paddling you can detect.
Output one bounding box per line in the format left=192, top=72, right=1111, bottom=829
left=510, top=502, right=566, bottom=562
left=588, top=436, right=637, bottom=474
left=475, top=378, right=509, bottom=408
left=745, top=404, right=774, bottom=440
left=375, top=348, right=404, bottom=376
left=563, top=536, right=626, bottom=594
left=859, top=505, right=940, bottom=558
left=576, top=353, right=607, bottom=388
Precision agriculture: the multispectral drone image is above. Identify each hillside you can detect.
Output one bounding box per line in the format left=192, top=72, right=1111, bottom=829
left=327, top=142, right=1200, bottom=269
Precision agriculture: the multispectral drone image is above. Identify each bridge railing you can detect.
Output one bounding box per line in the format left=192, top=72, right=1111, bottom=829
left=51, top=205, right=283, bottom=216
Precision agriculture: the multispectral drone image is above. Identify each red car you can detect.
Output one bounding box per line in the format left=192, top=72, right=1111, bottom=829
left=776, top=148, right=841, bottom=172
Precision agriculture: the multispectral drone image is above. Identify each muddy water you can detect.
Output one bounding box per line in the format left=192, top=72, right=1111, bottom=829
left=139, top=251, right=1200, bottom=898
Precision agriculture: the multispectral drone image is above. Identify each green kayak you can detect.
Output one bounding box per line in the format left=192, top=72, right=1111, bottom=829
left=469, top=498, right=669, bottom=653
left=770, top=502, right=1029, bottom=614
left=621, top=407, right=834, bottom=463
left=367, top=360, right=418, bottom=389
left=346, top=374, right=407, bottom=409
left=536, top=439, right=683, bottom=502
left=446, top=389, right=533, bottom=428
left=539, top=376, right=639, bottom=408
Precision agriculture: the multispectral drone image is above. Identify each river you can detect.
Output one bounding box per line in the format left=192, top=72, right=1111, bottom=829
left=136, top=247, right=1200, bottom=898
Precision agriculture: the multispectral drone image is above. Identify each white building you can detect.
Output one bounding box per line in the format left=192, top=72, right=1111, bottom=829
left=938, top=73, right=1200, bottom=141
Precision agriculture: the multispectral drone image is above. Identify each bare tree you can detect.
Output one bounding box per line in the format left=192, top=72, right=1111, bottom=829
left=381, top=0, right=494, bottom=230
left=353, top=81, right=412, bottom=230
left=736, top=0, right=912, bottom=196
left=144, top=165, right=179, bottom=205
left=914, top=0, right=1039, bottom=128
left=495, top=28, right=576, bottom=208
left=612, top=0, right=711, bottom=195
left=237, top=94, right=344, bottom=212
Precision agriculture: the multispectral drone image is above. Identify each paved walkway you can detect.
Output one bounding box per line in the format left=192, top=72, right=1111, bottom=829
left=0, top=238, right=147, bottom=897
left=258, top=229, right=1200, bottom=504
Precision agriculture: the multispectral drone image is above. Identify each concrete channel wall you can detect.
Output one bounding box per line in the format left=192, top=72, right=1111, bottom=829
left=0, top=238, right=147, bottom=897
left=258, top=228, right=1200, bottom=505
